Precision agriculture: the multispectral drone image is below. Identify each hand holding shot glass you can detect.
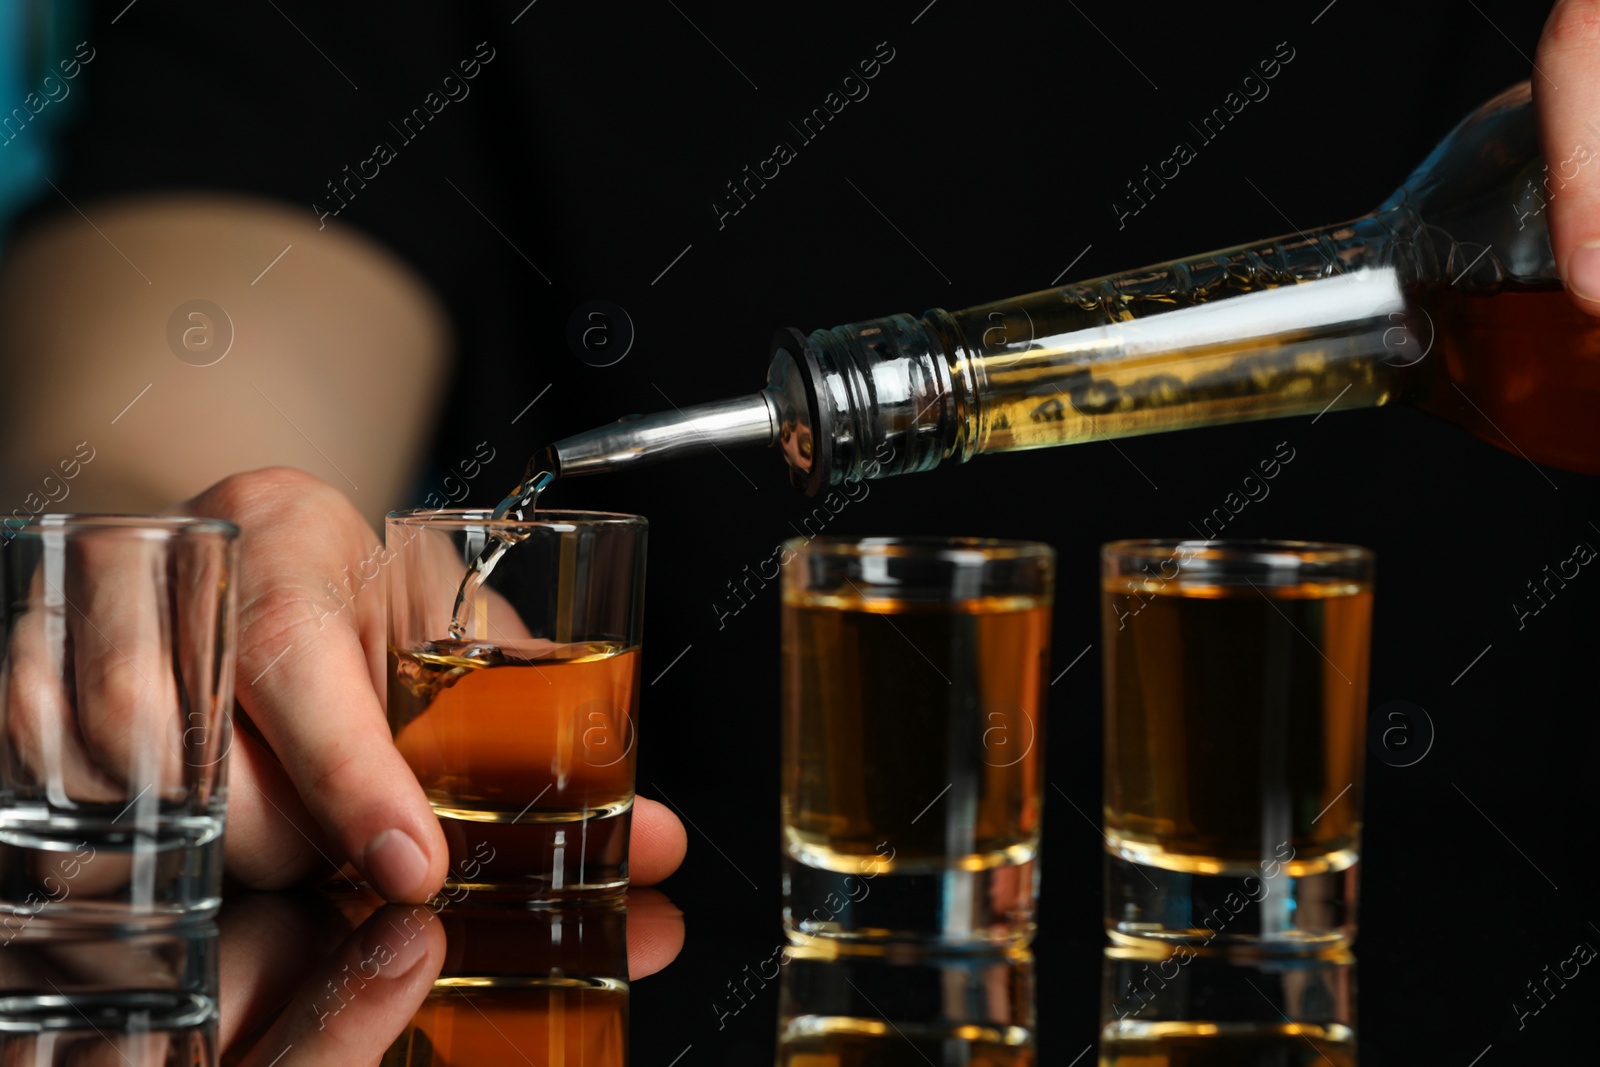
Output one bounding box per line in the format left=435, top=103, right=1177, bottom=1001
left=385, top=508, right=646, bottom=903
left=0, top=516, right=239, bottom=923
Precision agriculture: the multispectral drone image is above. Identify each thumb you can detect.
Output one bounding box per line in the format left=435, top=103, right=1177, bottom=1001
left=1535, top=0, right=1600, bottom=314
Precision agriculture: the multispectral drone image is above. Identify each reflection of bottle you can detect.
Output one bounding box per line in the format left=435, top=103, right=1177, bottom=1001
left=778, top=942, right=1034, bottom=1063
left=546, top=81, right=1600, bottom=492
left=383, top=907, right=627, bottom=1066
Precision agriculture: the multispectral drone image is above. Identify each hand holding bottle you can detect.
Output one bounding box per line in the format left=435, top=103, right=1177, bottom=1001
left=1537, top=0, right=1600, bottom=315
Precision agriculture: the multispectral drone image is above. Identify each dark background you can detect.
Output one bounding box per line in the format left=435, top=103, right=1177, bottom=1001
left=33, top=0, right=1599, bottom=1060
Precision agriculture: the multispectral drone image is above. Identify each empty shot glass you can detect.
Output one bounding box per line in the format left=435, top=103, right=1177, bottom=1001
left=781, top=536, right=1054, bottom=947
left=385, top=509, right=646, bottom=903
left=0, top=516, right=239, bottom=924
left=1102, top=540, right=1374, bottom=950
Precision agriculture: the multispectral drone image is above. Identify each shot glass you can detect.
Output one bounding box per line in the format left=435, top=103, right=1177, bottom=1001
left=0, top=516, right=239, bottom=923
left=385, top=509, right=646, bottom=903
left=1101, top=539, right=1374, bottom=950
left=781, top=536, right=1054, bottom=947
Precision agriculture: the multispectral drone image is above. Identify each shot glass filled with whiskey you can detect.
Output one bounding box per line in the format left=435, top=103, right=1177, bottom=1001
left=1101, top=540, right=1373, bottom=950
left=385, top=508, right=646, bottom=902
left=782, top=536, right=1053, bottom=946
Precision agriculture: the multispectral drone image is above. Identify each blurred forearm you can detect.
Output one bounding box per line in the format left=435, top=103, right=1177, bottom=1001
left=0, top=194, right=449, bottom=529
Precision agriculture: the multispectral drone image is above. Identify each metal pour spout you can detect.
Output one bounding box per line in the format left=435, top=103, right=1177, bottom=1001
left=539, top=392, right=780, bottom=478
left=539, top=329, right=831, bottom=492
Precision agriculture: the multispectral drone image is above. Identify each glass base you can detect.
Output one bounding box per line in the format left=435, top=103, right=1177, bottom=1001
left=1105, top=848, right=1357, bottom=951
left=433, top=804, right=631, bottom=905
left=782, top=854, right=1036, bottom=948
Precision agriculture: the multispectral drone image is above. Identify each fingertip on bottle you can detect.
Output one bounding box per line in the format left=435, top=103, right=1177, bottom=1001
left=1563, top=241, right=1600, bottom=309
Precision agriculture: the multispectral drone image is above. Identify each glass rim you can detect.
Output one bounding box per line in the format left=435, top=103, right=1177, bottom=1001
left=1, top=514, right=239, bottom=539
left=386, top=507, right=646, bottom=531
left=1102, top=538, right=1373, bottom=566
left=783, top=534, right=1054, bottom=562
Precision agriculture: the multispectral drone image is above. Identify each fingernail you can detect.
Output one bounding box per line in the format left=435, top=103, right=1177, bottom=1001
left=1566, top=241, right=1600, bottom=303
left=363, top=829, right=429, bottom=901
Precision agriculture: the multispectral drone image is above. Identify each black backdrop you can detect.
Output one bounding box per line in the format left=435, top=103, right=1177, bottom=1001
left=48, top=0, right=1599, bottom=1060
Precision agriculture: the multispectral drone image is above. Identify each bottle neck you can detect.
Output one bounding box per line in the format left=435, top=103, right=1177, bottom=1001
left=950, top=206, right=1435, bottom=459
left=802, top=206, right=1433, bottom=486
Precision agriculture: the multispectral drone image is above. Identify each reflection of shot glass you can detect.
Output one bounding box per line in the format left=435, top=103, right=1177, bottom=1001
left=385, top=509, right=646, bottom=903
left=1102, top=540, right=1374, bottom=950
left=384, top=905, right=628, bottom=1065
left=779, top=940, right=1035, bottom=1062
left=0, top=516, right=239, bottom=923
left=781, top=536, right=1054, bottom=947
left=0, top=918, right=218, bottom=1062
left=1100, top=945, right=1356, bottom=1064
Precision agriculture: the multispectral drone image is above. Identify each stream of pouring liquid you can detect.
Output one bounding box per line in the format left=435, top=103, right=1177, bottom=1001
left=446, top=467, right=556, bottom=641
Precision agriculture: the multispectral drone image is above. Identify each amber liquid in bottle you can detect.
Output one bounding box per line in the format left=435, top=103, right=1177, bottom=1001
left=1411, top=282, right=1600, bottom=474
left=954, top=275, right=1600, bottom=478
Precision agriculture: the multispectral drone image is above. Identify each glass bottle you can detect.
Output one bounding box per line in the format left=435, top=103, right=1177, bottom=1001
left=543, top=81, right=1600, bottom=492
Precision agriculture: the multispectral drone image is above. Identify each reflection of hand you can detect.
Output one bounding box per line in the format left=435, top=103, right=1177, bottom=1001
left=615, top=888, right=689, bottom=980
left=170, top=467, right=686, bottom=901
left=216, top=890, right=684, bottom=1064
left=1538, top=0, right=1600, bottom=314
left=220, top=893, right=445, bottom=1067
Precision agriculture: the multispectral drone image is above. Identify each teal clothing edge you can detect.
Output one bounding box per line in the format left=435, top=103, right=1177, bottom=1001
left=0, top=0, right=88, bottom=252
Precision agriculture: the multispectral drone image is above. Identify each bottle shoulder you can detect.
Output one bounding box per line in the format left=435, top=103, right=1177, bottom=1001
left=1383, top=80, right=1555, bottom=286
